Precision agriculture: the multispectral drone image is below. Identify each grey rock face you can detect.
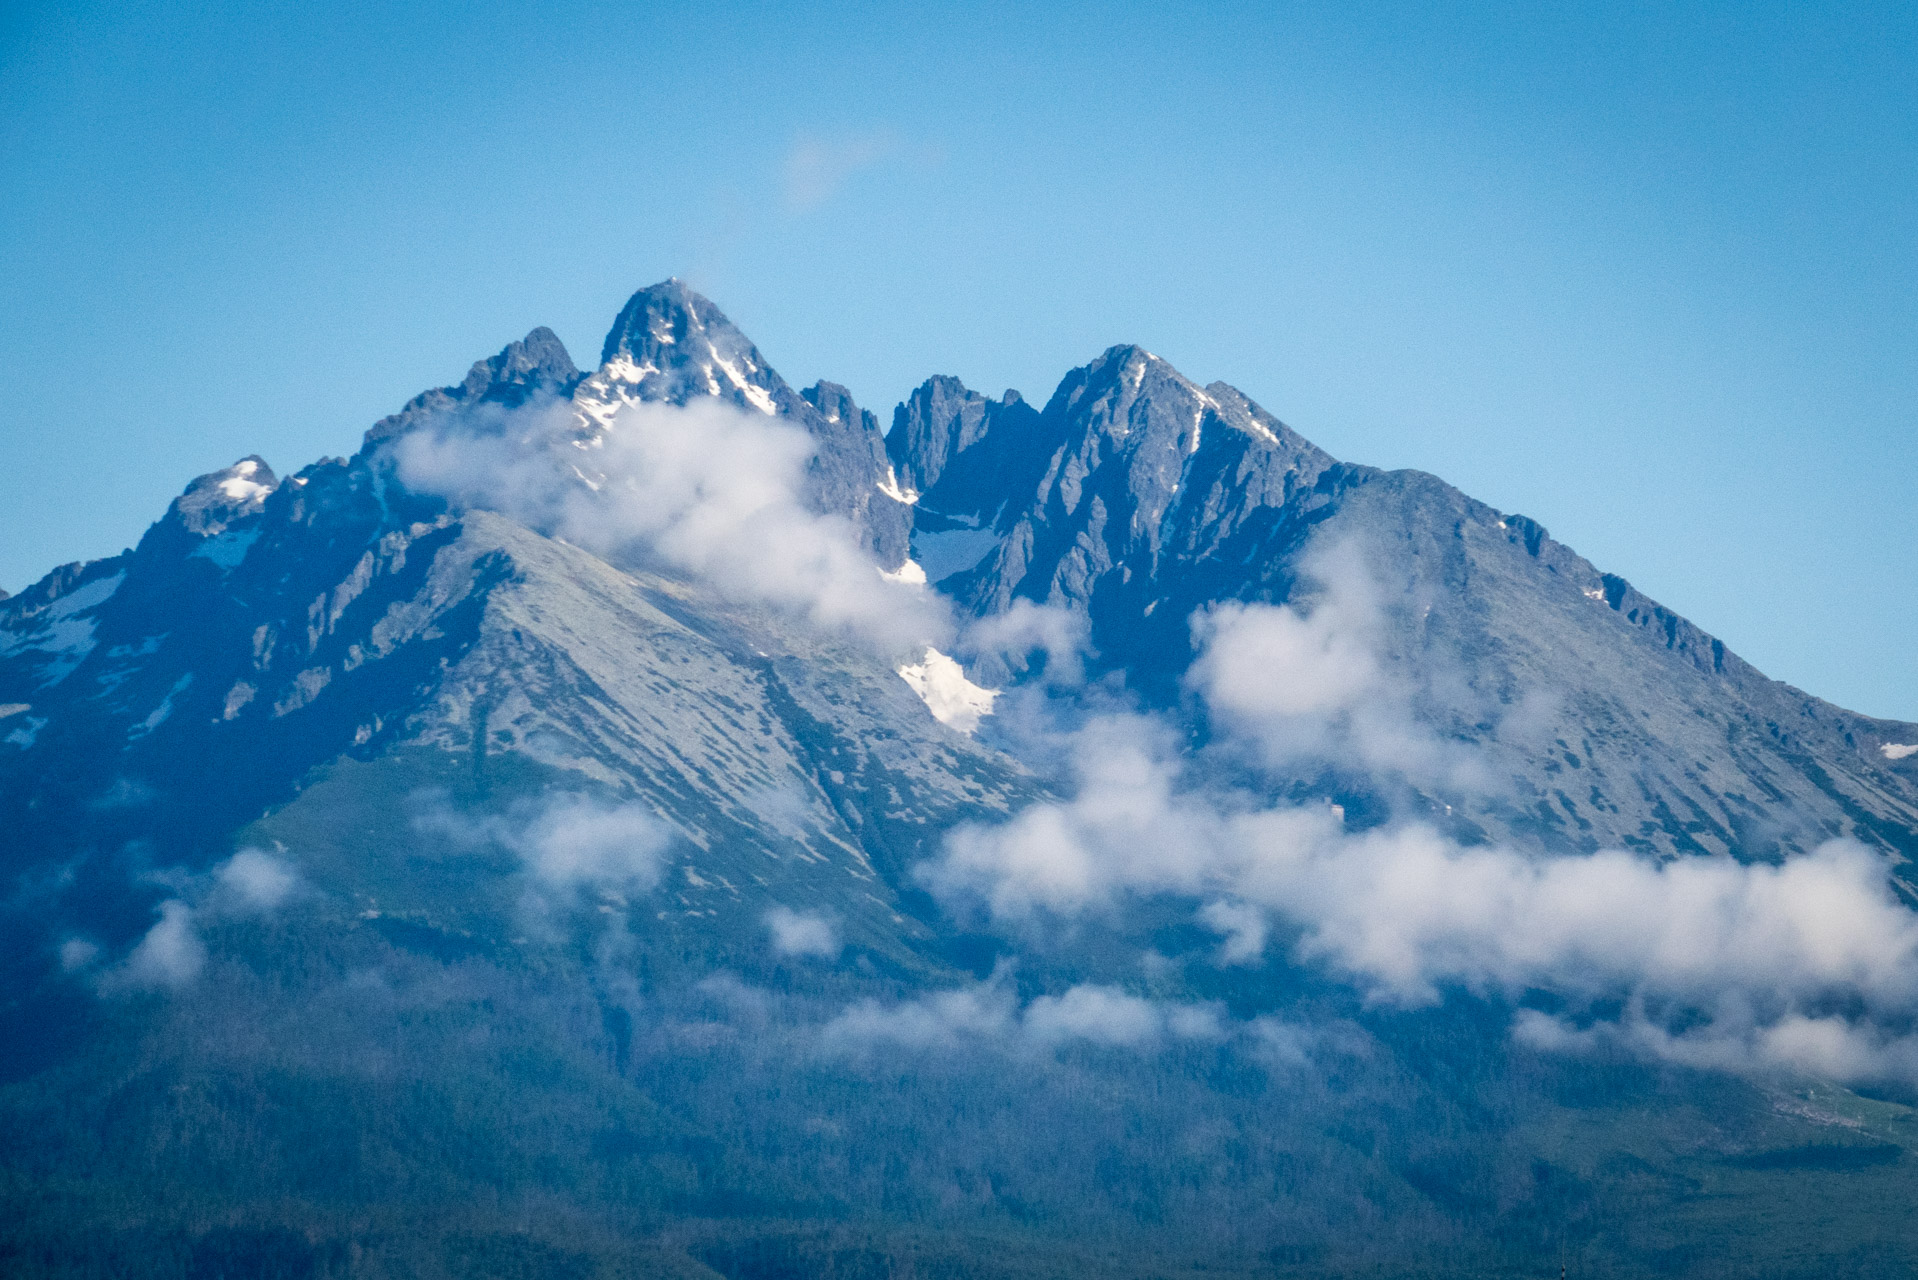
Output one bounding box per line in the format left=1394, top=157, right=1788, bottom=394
left=9, top=284, right=1918, bottom=1277
left=164, top=456, right=279, bottom=537
left=1281, top=468, right=1918, bottom=861
left=885, top=376, right=1038, bottom=501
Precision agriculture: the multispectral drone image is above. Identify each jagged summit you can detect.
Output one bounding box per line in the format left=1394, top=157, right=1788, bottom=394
left=364, top=326, right=582, bottom=447
left=589, top=278, right=795, bottom=417
left=460, top=325, right=578, bottom=399
left=9, top=280, right=1917, bottom=870
left=598, top=276, right=704, bottom=365
left=168, top=456, right=278, bottom=537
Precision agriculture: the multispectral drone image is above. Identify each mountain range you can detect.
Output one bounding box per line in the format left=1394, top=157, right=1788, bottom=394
left=5, top=280, right=1918, bottom=1279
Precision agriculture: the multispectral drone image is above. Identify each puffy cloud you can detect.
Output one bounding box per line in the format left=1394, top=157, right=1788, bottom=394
left=1187, top=538, right=1486, bottom=793
left=115, top=899, right=205, bottom=991
left=961, top=600, right=1093, bottom=688
left=823, top=981, right=1017, bottom=1052
left=412, top=790, right=670, bottom=941
left=764, top=905, right=841, bottom=959
left=392, top=396, right=949, bottom=657
left=58, top=937, right=99, bottom=973
left=922, top=713, right=1214, bottom=917
left=214, top=847, right=298, bottom=911
left=517, top=795, right=670, bottom=892
left=1191, top=563, right=1379, bottom=723
left=99, top=848, right=304, bottom=994
left=1199, top=899, right=1269, bottom=966
left=1022, top=984, right=1168, bottom=1047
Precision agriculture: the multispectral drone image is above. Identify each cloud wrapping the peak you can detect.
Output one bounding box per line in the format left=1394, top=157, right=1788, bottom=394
left=392, top=396, right=950, bottom=657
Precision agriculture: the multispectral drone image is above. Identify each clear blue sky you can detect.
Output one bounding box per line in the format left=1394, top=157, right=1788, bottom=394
left=2, top=0, right=1913, bottom=720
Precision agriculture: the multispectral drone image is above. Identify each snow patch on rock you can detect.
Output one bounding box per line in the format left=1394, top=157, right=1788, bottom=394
left=876, top=464, right=919, bottom=505
left=897, top=648, right=998, bottom=733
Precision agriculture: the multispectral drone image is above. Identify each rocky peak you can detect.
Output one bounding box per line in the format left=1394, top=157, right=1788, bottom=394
left=795, top=381, right=912, bottom=569
left=588, top=279, right=794, bottom=418
left=364, top=327, right=581, bottom=447
left=887, top=377, right=1045, bottom=531
left=170, top=457, right=279, bottom=537
left=456, top=325, right=579, bottom=402
left=887, top=376, right=992, bottom=497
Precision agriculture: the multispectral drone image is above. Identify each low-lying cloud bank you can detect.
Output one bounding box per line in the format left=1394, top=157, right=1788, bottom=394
left=924, top=542, right=1918, bottom=1086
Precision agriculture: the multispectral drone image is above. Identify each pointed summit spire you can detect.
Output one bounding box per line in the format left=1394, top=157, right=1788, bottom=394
left=590, top=279, right=795, bottom=417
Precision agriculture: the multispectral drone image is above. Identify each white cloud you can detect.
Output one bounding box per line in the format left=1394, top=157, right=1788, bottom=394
left=97, top=848, right=306, bottom=994
left=413, top=790, right=670, bottom=939
left=1187, top=538, right=1486, bottom=794
left=764, top=905, right=841, bottom=959
left=820, top=969, right=1223, bottom=1057
left=59, top=937, right=99, bottom=973
left=115, top=899, right=205, bottom=991
left=1200, top=898, right=1269, bottom=965
left=1022, top=984, right=1166, bottom=1047
left=961, top=600, right=1092, bottom=688
left=782, top=129, right=903, bottom=211
left=392, top=396, right=950, bottom=658
left=823, top=981, right=1017, bottom=1052
left=214, top=848, right=298, bottom=911
left=517, top=794, right=670, bottom=891
left=921, top=712, right=1216, bottom=917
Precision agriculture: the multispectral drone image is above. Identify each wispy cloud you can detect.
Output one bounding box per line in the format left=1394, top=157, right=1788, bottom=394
left=96, top=847, right=304, bottom=993
left=782, top=128, right=904, bottom=212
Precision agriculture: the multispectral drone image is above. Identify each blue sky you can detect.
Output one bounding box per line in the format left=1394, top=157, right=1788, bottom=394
left=2, top=0, right=1913, bottom=719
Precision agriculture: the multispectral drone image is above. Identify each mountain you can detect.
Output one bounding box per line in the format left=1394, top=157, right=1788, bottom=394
left=897, top=343, right=1918, bottom=864
left=4, top=281, right=1918, bottom=1279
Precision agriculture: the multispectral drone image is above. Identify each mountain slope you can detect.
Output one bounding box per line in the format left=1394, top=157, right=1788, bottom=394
left=888, top=344, right=1918, bottom=864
